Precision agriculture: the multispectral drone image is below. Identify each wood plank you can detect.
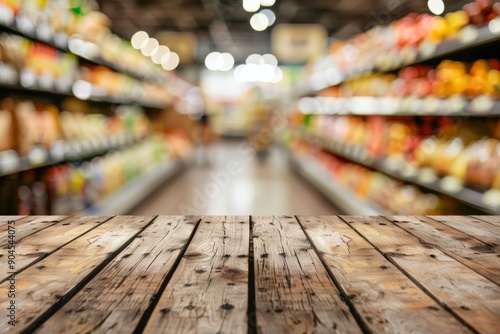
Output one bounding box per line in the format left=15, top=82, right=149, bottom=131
left=427, top=216, right=500, bottom=246
left=144, top=216, right=249, bottom=334
left=298, top=216, right=473, bottom=334
left=0, top=215, right=155, bottom=332
left=36, top=216, right=199, bottom=334
left=389, top=216, right=500, bottom=285
left=252, top=215, right=362, bottom=333
left=344, top=216, right=500, bottom=334
left=0, top=216, right=25, bottom=222
left=0, top=216, right=112, bottom=282
left=473, top=216, right=500, bottom=228
left=0, top=216, right=69, bottom=247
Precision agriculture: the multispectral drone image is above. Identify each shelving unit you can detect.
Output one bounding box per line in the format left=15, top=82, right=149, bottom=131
left=0, top=134, right=140, bottom=177
left=85, top=158, right=186, bottom=215
left=299, top=23, right=500, bottom=95
left=301, top=132, right=500, bottom=215
left=289, top=150, right=386, bottom=215
left=289, top=15, right=500, bottom=215
left=299, top=96, right=500, bottom=116
left=0, top=22, right=161, bottom=83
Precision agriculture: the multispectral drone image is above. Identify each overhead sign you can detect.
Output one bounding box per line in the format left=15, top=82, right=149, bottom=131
left=271, top=24, right=327, bottom=64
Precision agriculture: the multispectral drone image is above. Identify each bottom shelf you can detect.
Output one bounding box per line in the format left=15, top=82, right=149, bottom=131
left=85, top=158, right=186, bottom=215
left=288, top=151, right=386, bottom=215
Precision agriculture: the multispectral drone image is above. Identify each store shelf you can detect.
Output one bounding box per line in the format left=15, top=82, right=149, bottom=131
left=304, top=133, right=500, bottom=214
left=0, top=82, right=168, bottom=109
left=299, top=96, right=500, bottom=116
left=302, top=24, right=500, bottom=94
left=289, top=151, right=386, bottom=215
left=0, top=22, right=161, bottom=83
left=85, top=158, right=185, bottom=215
left=0, top=135, right=140, bottom=177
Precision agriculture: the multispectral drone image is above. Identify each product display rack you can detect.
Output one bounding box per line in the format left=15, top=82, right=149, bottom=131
left=0, top=134, right=141, bottom=177
left=289, top=150, right=386, bottom=215
left=301, top=96, right=500, bottom=117
left=290, top=18, right=500, bottom=215
left=299, top=23, right=500, bottom=95
left=0, top=18, right=184, bottom=215
left=84, top=158, right=186, bottom=215
left=301, top=132, right=500, bottom=215
left=0, top=22, right=162, bottom=84
left=0, top=82, right=168, bottom=110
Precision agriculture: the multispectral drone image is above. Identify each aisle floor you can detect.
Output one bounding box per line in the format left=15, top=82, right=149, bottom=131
left=131, top=140, right=339, bottom=215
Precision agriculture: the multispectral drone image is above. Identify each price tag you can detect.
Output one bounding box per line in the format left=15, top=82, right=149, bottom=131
left=447, top=95, right=467, bottom=113
left=54, top=31, right=68, bottom=48
left=482, top=189, right=500, bottom=208
left=470, top=95, right=494, bottom=113
left=440, top=176, right=463, bottom=193
left=419, top=40, right=437, bottom=59
left=417, top=167, right=438, bottom=184
left=28, top=146, right=48, bottom=166
left=458, top=26, right=478, bottom=44
left=0, top=3, right=14, bottom=25
left=401, top=46, right=417, bottom=65
left=409, top=97, right=422, bottom=114
left=0, top=150, right=20, bottom=175
left=423, top=96, right=440, bottom=114
left=36, top=23, right=53, bottom=42
left=50, top=141, right=68, bottom=162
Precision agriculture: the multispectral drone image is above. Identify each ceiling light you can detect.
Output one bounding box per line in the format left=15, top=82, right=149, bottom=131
left=250, top=13, right=269, bottom=31
left=427, top=0, right=444, bottom=16
left=271, top=66, right=283, bottom=83
left=205, top=52, right=221, bottom=71
left=162, top=52, right=179, bottom=70
left=260, top=0, right=275, bottom=6
left=131, top=31, right=149, bottom=49
left=151, top=45, right=170, bottom=64
left=234, top=65, right=246, bottom=82
left=246, top=54, right=262, bottom=65
left=262, top=54, right=278, bottom=66
left=220, top=53, right=235, bottom=71
left=141, top=38, right=159, bottom=57
left=260, top=9, right=276, bottom=26
left=243, top=0, right=260, bottom=12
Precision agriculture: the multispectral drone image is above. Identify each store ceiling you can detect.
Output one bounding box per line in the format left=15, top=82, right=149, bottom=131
left=96, top=0, right=470, bottom=63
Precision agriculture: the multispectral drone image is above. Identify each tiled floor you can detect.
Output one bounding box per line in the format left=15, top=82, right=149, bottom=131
left=131, top=140, right=339, bottom=215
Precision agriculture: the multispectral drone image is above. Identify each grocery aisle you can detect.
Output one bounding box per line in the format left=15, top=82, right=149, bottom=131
left=131, top=140, right=339, bottom=215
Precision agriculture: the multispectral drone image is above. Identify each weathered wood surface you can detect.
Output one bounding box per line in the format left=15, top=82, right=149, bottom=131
left=0, top=216, right=68, bottom=247
left=0, top=216, right=155, bottom=332
left=36, top=216, right=199, bottom=334
left=345, top=216, right=500, bottom=334
left=389, top=216, right=500, bottom=284
left=0, top=216, right=112, bottom=282
left=0, top=215, right=497, bottom=334
left=428, top=216, right=500, bottom=246
left=252, top=215, right=361, bottom=333
left=298, top=215, right=472, bottom=334
left=473, top=216, right=500, bottom=228
left=144, top=216, right=250, bottom=334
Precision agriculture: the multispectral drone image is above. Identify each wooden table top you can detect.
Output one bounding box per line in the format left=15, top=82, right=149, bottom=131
left=0, top=215, right=498, bottom=333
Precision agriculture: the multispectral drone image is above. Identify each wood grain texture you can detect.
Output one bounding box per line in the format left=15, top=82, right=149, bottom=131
left=0, top=216, right=111, bottom=282
left=389, top=216, right=500, bottom=285
left=0, top=216, right=68, bottom=247
left=345, top=216, right=500, bottom=334
left=472, top=216, right=500, bottom=228
left=252, top=215, right=362, bottom=334
left=427, top=216, right=500, bottom=246
left=298, top=215, right=472, bottom=334
left=0, top=215, right=155, bottom=332
left=0, top=216, right=25, bottom=223
left=144, top=216, right=249, bottom=334
left=35, top=216, right=199, bottom=334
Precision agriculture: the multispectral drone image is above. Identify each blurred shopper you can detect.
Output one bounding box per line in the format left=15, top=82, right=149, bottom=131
left=195, top=111, right=216, bottom=165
